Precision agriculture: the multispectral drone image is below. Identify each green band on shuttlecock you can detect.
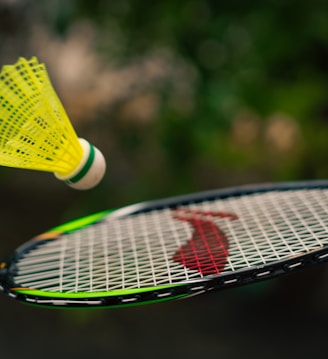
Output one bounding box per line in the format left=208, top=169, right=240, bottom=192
left=65, top=143, right=95, bottom=185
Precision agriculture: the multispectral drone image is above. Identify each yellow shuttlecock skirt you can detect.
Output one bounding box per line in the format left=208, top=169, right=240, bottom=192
left=0, top=57, right=83, bottom=177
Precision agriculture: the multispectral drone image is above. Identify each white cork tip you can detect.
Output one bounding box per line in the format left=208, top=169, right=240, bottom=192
left=55, top=138, right=106, bottom=190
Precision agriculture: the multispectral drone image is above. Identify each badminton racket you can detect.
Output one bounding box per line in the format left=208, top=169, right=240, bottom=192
left=1, top=180, right=328, bottom=308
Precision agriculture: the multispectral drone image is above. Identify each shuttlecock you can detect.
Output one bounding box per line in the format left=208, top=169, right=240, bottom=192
left=0, top=57, right=106, bottom=190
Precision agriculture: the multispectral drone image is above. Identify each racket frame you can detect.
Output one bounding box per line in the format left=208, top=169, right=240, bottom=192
left=1, top=179, right=328, bottom=308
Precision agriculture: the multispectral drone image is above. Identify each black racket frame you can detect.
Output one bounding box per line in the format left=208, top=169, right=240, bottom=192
left=1, top=180, right=328, bottom=308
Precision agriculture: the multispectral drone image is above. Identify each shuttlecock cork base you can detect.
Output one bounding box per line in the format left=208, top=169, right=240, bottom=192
left=55, top=138, right=106, bottom=190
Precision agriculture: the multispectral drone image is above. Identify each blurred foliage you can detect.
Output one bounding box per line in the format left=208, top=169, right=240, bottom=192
left=1, top=0, right=328, bottom=228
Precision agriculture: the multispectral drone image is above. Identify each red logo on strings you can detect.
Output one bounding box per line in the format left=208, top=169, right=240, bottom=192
left=172, top=209, right=238, bottom=275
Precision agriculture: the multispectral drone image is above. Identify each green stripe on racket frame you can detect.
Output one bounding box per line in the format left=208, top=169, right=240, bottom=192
left=2, top=180, right=328, bottom=308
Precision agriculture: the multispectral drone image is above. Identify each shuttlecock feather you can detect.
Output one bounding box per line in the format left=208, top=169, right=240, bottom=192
left=0, top=57, right=106, bottom=189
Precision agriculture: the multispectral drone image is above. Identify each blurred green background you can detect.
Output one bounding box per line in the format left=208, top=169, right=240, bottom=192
left=1, top=0, right=328, bottom=358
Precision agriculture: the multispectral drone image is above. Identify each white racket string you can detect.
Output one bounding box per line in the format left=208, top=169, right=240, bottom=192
left=13, top=188, right=328, bottom=293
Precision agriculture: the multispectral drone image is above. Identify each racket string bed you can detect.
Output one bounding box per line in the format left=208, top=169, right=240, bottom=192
left=6, top=186, right=328, bottom=309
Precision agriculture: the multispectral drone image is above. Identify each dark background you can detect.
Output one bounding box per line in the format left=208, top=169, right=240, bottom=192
left=1, top=0, right=328, bottom=358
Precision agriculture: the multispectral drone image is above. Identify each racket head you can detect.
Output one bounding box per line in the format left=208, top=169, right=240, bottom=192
left=2, top=180, right=328, bottom=308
